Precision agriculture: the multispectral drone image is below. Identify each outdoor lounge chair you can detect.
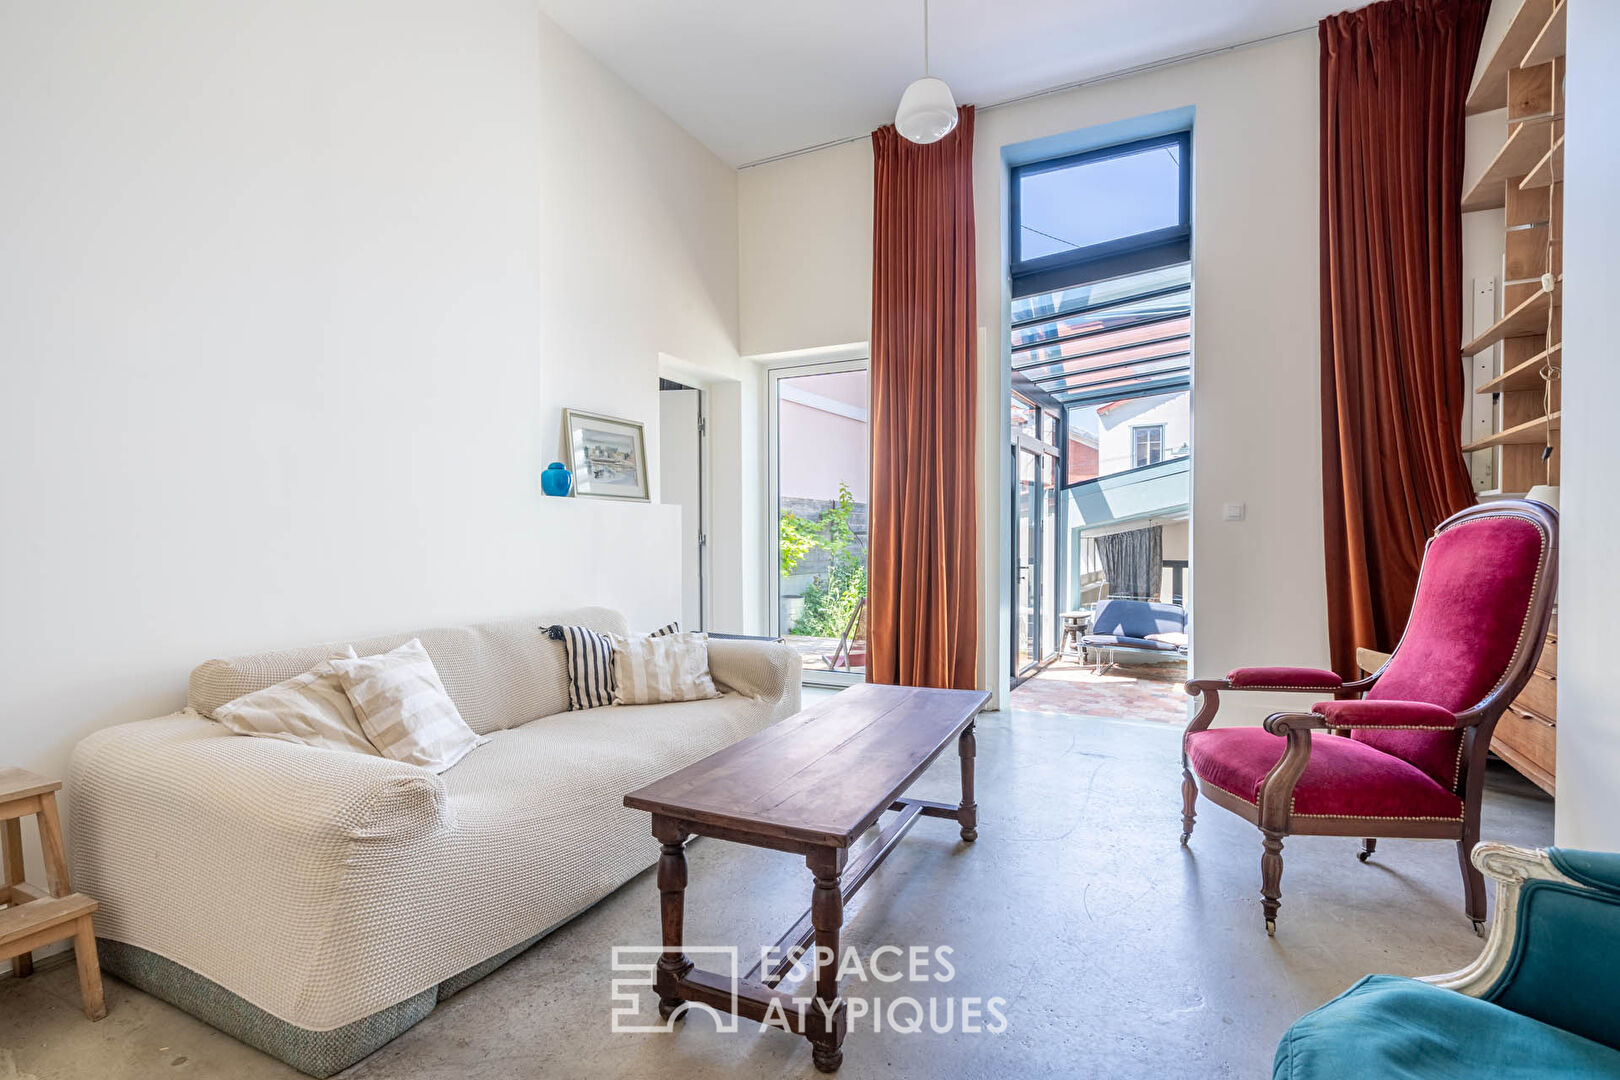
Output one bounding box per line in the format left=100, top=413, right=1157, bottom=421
left=1081, top=598, right=1188, bottom=670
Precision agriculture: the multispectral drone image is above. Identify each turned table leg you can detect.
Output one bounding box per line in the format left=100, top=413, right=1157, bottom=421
left=958, top=722, right=978, bottom=843
left=652, top=817, right=693, bottom=1020
left=807, top=848, right=848, bottom=1073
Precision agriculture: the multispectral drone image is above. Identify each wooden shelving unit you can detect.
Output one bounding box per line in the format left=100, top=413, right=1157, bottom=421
left=1461, top=116, right=1559, bottom=211
left=1520, top=136, right=1563, bottom=189
left=1522, top=0, right=1566, bottom=67
left=1461, top=0, right=1567, bottom=798
left=1461, top=411, right=1561, bottom=453
left=1466, top=0, right=1556, bottom=114
left=1461, top=278, right=1560, bottom=355
left=1478, top=343, right=1562, bottom=394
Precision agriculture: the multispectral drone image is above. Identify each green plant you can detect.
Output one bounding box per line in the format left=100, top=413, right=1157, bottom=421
left=779, top=482, right=868, bottom=637
left=778, top=511, right=819, bottom=576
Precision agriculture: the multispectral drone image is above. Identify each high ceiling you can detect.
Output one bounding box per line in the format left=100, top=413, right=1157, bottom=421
left=536, top=1, right=1348, bottom=167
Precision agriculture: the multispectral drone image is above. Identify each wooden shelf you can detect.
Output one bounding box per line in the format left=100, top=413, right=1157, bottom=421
left=1467, top=0, right=1557, bottom=114
left=1463, top=411, right=1561, bottom=453
left=1479, top=344, right=1562, bottom=394
left=1522, top=0, right=1566, bottom=67
left=1463, top=116, right=1559, bottom=211
left=1520, top=136, right=1564, bottom=190
left=1462, top=278, right=1561, bottom=356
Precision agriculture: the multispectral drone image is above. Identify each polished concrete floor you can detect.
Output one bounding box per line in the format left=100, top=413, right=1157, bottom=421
left=0, top=704, right=1553, bottom=1080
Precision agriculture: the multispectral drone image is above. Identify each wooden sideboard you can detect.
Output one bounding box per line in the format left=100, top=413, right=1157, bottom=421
left=1492, top=613, right=1557, bottom=794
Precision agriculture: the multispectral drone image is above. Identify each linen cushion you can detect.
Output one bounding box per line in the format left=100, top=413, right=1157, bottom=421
left=188, top=609, right=626, bottom=734
left=550, top=620, right=678, bottom=710
left=330, top=639, right=486, bottom=773
left=211, top=647, right=377, bottom=755
left=1187, top=727, right=1463, bottom=820
left=1228, top=666, right=1343, bottom=690
left=610, top=631, right=722, bottom=705
left=1274, top=975, right=1620, bottom=1080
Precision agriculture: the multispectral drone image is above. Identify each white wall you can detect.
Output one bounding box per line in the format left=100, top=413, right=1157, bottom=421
left=0, top=0, right=741, bottom=853
left=1553, top=2, right=1620, bottom=849
left=739, top=34, right=1325, bottom=716
left=739, top=139, right=875, bottom=357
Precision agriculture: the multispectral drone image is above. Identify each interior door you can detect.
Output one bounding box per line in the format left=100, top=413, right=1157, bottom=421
left=658, top=387, right=704, bottom=630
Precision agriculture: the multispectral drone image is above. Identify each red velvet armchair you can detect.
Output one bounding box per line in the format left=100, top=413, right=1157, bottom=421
left=1180, top=501, right=1558, bottom=936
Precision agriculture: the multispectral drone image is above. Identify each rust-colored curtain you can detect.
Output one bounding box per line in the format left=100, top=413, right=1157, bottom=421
left=1319, top=0, right=1487, bottom=675
left=868, top=106, right=978, bottom=689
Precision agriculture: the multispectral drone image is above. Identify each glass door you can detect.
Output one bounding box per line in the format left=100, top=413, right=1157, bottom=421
left=769, top=359, right=870, bottom=688
left=1015, top=446, right=1038, bottom=673
left=1011, top=395, right=1063, bottom=682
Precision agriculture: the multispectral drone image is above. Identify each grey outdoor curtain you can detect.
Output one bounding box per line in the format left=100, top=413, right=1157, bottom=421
left=1096, top=525, right=1163, bottom=600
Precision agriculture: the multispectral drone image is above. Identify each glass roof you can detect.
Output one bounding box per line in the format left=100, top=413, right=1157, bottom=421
left=1010, top=263, right=1191, bottom=405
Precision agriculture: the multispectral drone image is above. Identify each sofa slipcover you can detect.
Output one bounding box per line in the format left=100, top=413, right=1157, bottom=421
left=68, top=609, right=800, bottom=1075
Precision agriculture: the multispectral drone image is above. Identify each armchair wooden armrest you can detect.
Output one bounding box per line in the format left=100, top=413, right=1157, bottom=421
left=1182, top=670, right=1374, bottom=742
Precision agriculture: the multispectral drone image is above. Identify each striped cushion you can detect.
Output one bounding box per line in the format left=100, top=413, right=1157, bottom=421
left=330, top=639, right=487, bottom=772
left=610, top=631, right=722, bottom=705
left=549, top=621, right=677, bottom=711
left=211, top=647, right=378, bottom=755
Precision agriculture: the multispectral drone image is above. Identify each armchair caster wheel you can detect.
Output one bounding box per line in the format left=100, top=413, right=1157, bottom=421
left=658, top=998, right=687, bottom=1021
left=1265, top=919, right=1276, bottom=937
left=1472, top=919, right=1485, bottom=938
left=1179, top=832, right=1190, bottom=847
left=1356, top=850, right=1372, bottom=863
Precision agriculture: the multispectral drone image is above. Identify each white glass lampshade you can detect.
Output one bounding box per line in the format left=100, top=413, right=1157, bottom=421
left=895, top=77, right=958, bottom=144
left=1525, top=484, right=1560, bottom=511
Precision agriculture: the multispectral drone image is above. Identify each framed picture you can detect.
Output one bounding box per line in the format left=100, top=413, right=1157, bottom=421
left=562, top=409, right=649, bottom=501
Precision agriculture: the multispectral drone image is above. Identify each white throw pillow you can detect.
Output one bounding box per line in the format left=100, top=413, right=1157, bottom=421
left=610, top=630, right=722, bottom=705
left=330, top=639, right=487, bottom=772
left=212, top=646, right=378, bottom=755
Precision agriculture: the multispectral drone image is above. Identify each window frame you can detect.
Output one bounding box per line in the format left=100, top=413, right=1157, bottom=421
left=1131, top=423, right=1167, bottom=468
left=1009, top=132, right=1192, bottom=299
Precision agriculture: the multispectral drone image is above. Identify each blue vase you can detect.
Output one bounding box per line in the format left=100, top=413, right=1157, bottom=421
left=541, top=462, right=572, bottom=497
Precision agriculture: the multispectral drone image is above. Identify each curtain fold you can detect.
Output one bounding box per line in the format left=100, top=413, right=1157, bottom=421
left=1319, top=0, right=1487, bottom=676
left=1096, top=526, right=1163, bottom=601
left=868, top=107, right=979, bottom=689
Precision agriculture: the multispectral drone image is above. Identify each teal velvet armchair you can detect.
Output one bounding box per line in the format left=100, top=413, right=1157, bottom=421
left=1275, top=843, right=1620, bottom=1079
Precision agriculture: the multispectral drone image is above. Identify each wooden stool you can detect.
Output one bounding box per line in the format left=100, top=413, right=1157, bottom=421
left=0, top=767, right=105, bottom=1020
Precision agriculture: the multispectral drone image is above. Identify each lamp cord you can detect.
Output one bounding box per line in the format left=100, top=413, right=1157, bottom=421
left=923, top=0, right=931, bottom=77
left=1541, top=228, right=1559, bottom=485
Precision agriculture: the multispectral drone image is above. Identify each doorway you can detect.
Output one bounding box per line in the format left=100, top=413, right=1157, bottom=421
left=1003, top=128, right=1193, bottom=718
left=768, top=359, right=869, bottom=688
left=658, top=378, right=708, bottom=630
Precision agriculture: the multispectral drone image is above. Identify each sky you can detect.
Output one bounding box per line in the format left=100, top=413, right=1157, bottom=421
left=1019, top=144, right=1181, bottom=261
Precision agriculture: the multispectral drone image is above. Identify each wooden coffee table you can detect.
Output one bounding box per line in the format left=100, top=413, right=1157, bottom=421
left=623, top=682, right=990, bottom=1072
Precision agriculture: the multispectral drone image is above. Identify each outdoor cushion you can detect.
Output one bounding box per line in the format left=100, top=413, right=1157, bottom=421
left=1186, top=727, right=1463, bottom=819
left=1088, top=598, right=1186, bottom=638
left=1081, top=633, right=1183, bottom=652
left=1274, top=974, right=1620, bottom=1080
left=1228, top=666, right=1343, bottom=690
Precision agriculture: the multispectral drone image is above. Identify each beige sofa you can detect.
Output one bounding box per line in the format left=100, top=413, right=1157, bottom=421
left=67, top=607, right=800, bottom=1077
